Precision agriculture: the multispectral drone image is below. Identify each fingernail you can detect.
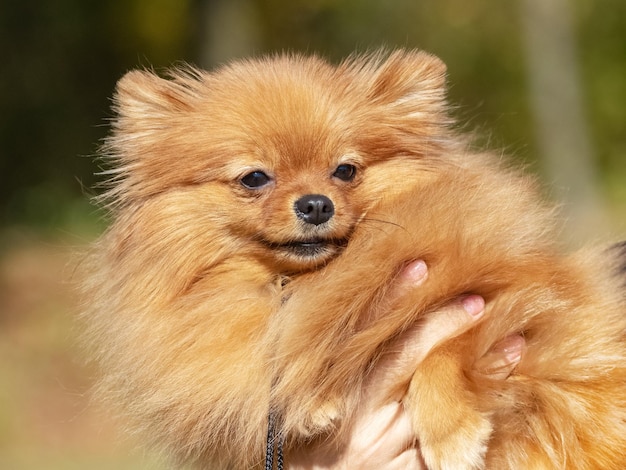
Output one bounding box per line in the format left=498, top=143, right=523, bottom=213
left=504, top=350, right=522, bottom=363
left=497, top=335, right=525, bottom=361
left=462, top=295, right=485, bottom=317
left=402, top=260, right=428, bottom=285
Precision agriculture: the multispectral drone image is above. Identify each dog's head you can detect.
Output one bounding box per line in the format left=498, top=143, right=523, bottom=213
left=103, top=51, right=452, bottom=272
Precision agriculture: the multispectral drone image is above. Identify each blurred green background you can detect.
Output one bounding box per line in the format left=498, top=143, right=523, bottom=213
left=0, top=0, right=624, bottom=468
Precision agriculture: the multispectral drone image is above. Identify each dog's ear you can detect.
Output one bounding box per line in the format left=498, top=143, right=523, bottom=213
left=100, top=68, right=207, bottom=206
left=350, top=50, right=452, bottom=157
left=364, top=50, right=448, bottom=116
left=113, top=68, right=202, bottom=126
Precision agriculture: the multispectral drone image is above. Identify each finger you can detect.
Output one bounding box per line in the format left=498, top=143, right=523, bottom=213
left=359, top=260, right=429, bottom=330
left=473, top=334, right=525, bottom=380
left=385, top=260, right=429, bottom=305
left=396, top=295, right=485, bottom=367
left=397, top=260, right=429, bottom=287
left=347, top=403, right=422, bottom=469
left=366, top=295, right=485, bottom=402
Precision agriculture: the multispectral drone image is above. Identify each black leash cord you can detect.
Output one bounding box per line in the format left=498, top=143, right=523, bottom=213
left=265, top=412, right=284, bottom=470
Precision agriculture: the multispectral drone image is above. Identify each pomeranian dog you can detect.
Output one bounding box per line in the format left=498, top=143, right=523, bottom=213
left=82, top=50, right=626, bottom=469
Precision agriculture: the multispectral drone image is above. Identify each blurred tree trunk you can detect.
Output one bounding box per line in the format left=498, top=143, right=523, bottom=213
left=519, top=0, right=608, bottom=242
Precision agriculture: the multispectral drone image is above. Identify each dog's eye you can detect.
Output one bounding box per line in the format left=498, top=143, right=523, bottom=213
left=241, top=171, right=271, bottom=189
left=332, top=164, right=357, bottom=182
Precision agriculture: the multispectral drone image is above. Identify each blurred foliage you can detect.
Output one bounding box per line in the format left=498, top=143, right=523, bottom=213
left=0, top=0, right=198, bottom=232
left=0, top=0, right=624, bottom=232
left=576, top=0, right=626, bottom=191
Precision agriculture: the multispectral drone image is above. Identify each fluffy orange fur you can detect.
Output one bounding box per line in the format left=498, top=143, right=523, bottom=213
left=82, top=50, right=626, bottom=469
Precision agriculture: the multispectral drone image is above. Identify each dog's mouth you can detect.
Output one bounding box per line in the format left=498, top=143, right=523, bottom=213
left=266, top=237, right=349, bottom=259
left=284, top=238, right=344, bottom=256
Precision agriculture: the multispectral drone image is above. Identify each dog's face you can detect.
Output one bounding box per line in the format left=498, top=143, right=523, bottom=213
left=104, top=51, right=452, bottom=272
left=231, top=152, right=365, bottom=271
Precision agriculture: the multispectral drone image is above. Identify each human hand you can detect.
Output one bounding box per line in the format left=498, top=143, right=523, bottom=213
left=288, top=260, right=524, bottom=469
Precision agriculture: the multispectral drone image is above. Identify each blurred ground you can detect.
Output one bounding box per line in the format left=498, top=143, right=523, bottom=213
left=0, top=230, right=168, bottom=469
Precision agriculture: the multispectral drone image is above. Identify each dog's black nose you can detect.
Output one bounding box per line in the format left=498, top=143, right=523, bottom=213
left=294, top=194, right=334, bottom=225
